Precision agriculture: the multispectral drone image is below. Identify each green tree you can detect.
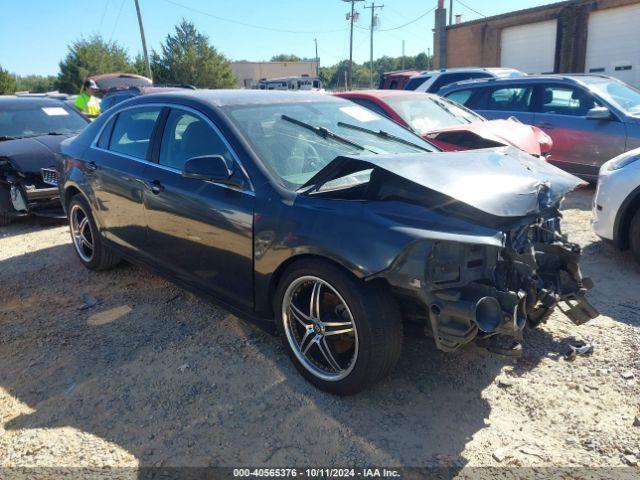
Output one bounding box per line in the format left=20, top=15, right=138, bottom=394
left=151, top=20, right=235, bottom=88
left=16, top=75, right=57, bottom=93
left=0, top=66, right=17, bottom=94
left=56, top=35, right=135, bottom=94
left=270, top=54, right=301, bottom=62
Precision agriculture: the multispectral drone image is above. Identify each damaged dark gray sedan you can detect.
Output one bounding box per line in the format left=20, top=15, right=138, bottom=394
left=59, top=90, right=597, bottom=395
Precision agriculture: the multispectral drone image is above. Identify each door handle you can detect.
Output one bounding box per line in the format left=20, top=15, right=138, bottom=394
left=85, top=161, right=97, bottom=171
left=148, top=179, right=164, bottom=195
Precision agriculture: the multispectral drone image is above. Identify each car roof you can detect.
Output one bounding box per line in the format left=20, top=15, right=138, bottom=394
left=409, top=67, right=521, bottom=79
left=88, top=72, right=151, bottom=81
left=0, top=95, right=73, bottom=108
left=105, top=85, right=194, bottom=96
left=440, top=73, right=616, bottom=91
left=382, top=70, right=426, bottom=78
left=131, top=89, right=343, bottom=107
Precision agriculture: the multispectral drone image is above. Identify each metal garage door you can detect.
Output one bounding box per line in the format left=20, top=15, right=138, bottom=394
left=585, top=4, right=640, bottom=86
left=500, top=20, right=557, bottom=74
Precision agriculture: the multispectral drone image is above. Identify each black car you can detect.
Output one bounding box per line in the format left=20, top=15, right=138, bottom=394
left=0, top=96, right=89, bottom=225
left=59, top=90, right=596, bottom=394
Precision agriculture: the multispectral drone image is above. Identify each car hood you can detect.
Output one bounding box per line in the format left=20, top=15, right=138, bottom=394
left=0, top=134, right=74, bottom=173
left=300, top=146, right=585, bottom=218
left=424, top=119, right=551, bottom=156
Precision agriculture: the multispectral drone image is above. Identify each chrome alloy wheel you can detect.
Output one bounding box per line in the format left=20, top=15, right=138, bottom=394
left=70, top=204, right=94, bottom=262
left=282, top=276, right=358, bottom=381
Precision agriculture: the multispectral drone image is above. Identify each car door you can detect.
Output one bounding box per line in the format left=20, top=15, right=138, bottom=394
left=472, top=84, right=536, bottom=125
left=532, top=83, right=627, bottom=176
left=90, top=106, right=162, bottom=253
left=141, top=107, right=255, bottom=308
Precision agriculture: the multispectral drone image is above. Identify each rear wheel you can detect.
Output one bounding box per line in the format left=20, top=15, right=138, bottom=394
left=275, top=259, right=402, bottom=395
left=68, top=195, right=120, bottom=270
left=0, top=184, right=15, bottom=226
left=629, top=208, right=640, bottom=265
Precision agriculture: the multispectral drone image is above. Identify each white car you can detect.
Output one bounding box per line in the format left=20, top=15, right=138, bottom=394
left=592, top=147, right=640, bottom=263
left=403, top=67, right=524, bottom=93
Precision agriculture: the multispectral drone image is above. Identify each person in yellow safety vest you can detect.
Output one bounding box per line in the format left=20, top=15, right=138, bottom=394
left=75, top=79, right=101, bottom=119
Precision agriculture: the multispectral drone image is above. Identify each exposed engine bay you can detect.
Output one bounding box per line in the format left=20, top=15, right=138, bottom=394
left=300, top=147, right=598, bottom=352
left=0, top=157, right=61, bottom=220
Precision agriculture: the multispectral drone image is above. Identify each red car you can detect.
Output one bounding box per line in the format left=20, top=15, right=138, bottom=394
left=333, top=90, right=552, bottom=157
left=378, top=70, right=427, bottom=90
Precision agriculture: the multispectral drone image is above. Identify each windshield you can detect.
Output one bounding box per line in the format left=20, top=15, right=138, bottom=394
left=384, top=94, right=484, bottom=135
left=582, top=77, right=640, bottom=116
left=0, top=102, right=88, bottom=138
left=224, top=100, right=436, bottom=189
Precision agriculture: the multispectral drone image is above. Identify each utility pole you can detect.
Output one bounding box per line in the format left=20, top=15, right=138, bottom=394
left=343, top=0, right=364, bottom=90
left=449, top=0, right=453, bottom=25
left=134, top=0, right=152, bottom=81
left=401, top=40, right=405, bottom=69
left=314, top=38, right=319, bottom=76
left=364, top=2, right=383, bottom=88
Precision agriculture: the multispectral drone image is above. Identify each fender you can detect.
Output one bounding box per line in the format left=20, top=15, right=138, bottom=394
left=613, top=183, right=640, bottom=249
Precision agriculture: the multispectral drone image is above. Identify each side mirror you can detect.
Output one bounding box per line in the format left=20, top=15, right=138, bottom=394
left=585, top=106, right=611, bottom=120
left=182, top=155, right=233, bottom=182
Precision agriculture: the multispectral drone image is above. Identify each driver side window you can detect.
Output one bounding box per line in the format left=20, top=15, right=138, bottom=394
left=159, top=109, right=232, bottom=170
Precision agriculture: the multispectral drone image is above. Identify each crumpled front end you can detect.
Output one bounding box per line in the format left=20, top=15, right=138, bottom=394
left=303, top=147, right=596, bottom=351
left=380, top=209, right=597, bottom=352
left=0, top=157, right=62, bottom=219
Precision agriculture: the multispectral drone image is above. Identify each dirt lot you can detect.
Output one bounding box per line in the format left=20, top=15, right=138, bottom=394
left=1, top=187, right=639, bottom=474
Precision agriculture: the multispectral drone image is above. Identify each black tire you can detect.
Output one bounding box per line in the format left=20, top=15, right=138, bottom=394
left=274, top=259, right=402, bottom=395
left=68, top=194, right=120, bottom=271
left=629, top=208, right=640, bottom=265
left=0, top=184, right=15, bottom=226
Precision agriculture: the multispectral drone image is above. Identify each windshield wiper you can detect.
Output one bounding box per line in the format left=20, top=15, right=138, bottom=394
left=46, top=131, right=67, bottom=136
left=0, top=135, right=18, bottom=142
left=281, top=115, right=366, bottom=151
left=337, top=122, right=432, bottom=152
left=430, top=98, right=473, bottom=124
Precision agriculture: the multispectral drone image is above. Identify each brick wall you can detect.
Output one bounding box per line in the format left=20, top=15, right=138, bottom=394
left=444, top=0, right=639, bottom=72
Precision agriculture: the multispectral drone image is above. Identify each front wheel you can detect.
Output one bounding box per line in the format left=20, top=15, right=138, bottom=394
left=275, top=259, right=402, bottom=395
left=68, top=195, right=120, bottom=270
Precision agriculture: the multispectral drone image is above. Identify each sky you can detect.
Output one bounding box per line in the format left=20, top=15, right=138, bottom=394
left=0, top=0, right=555, bottom=76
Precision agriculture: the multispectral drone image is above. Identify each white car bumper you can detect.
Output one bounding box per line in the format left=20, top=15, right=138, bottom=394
left=592, top=154, right=640, bottom=243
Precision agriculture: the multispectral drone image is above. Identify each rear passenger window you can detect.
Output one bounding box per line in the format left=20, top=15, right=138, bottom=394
left=404, top=76, right=430, bottom=91
left=159, top=110, right=232, bottom=171
left=108, top=108, right=161, bottom=159
left=445, top=89, right=474, bottom=106
left=481, top=86, right=533, bottom=112
left=97, top=115, right=116, bottom=149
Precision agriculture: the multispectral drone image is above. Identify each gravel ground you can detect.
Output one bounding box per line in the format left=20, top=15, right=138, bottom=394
left=0, top=187, right=639, bottom=475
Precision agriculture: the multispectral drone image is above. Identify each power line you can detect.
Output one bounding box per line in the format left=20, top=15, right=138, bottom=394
left=456, top=0, right=486, bottom=18
left=98, top=0, right=110, bottom=34
left=161, top=0, right=347, bottom=35
left=109, top=0, right=127, bottom=42
left=354, top=6, right=435, bottom=32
